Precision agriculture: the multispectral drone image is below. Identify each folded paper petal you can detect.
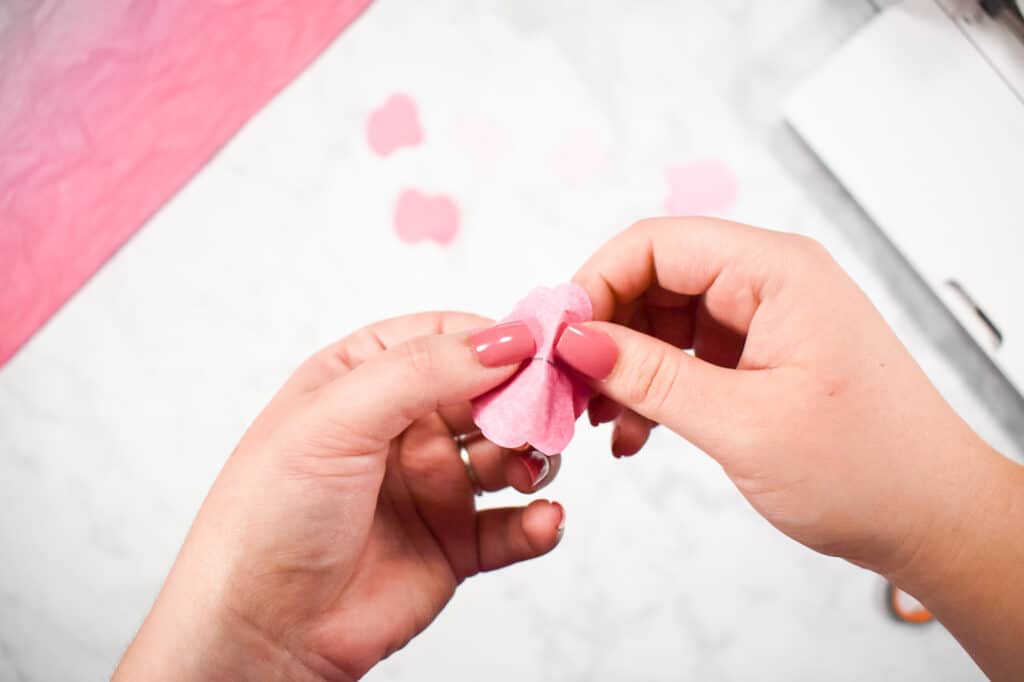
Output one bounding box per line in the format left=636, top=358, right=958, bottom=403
left=471, top=283, right=593, bottom=455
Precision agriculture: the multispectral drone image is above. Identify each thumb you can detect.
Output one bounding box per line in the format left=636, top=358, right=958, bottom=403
left=555, top=321, right=772, bottom=454
left=307, top=325, right=533, bottom=446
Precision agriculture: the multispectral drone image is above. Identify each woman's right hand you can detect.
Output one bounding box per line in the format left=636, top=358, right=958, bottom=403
left=557, top=218, right=1024, bottom=680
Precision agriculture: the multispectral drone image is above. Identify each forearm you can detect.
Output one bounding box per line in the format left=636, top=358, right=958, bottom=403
left=888, top=442, right=1024, bottom=681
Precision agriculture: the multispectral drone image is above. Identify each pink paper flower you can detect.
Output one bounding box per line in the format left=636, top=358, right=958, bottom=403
left=471, top=284, right=593, bottom=455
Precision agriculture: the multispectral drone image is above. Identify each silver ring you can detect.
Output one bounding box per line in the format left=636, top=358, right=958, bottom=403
left=455, top=432, right=484, bottom=497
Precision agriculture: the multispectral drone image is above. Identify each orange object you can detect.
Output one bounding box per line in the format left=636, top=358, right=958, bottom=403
left=887, top=582, right=934, bottom=624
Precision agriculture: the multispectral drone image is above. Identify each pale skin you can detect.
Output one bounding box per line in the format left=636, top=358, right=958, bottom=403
left=570, top=218, right=1024, bottom=681
left=115, top=218, right=1024, bottom=680
left=114, top=313, right=564, bottom=681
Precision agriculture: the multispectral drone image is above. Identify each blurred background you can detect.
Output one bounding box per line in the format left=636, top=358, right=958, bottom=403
left=1, top=0, right=1022, bottom=679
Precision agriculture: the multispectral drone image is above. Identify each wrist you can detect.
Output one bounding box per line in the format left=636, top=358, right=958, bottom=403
left=880, top=436, right=1024, bottom=680
left=881, top=434, right=1018, bottom=603
left=115, top=600, right=332, bottom=682
left=114, top=553, right=352, bottom=682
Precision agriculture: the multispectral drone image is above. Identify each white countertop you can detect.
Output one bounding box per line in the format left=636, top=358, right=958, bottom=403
left=2, top=1, right=1021, bottom=680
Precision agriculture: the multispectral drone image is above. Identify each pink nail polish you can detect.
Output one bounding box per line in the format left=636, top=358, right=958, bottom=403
left=554, top=324, right=618, bottom=380
left=553, top=501, right=565, bottom=542
left=470, top=321, right=536, bottom=367
left=519, top=449, right=551, bottom=489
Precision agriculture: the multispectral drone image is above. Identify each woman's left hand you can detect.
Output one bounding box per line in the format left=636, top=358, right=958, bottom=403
left=114, top=312, right=564, bottom=681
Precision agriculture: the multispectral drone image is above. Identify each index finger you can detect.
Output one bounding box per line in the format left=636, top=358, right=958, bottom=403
left=572, top=217, right=795, bottom=336
left=286, top=311, right=494, bottom=396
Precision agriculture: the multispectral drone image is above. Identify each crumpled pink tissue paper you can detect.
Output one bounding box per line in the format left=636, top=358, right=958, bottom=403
left=471, top=283, right=593, bottom=455
left=0, top=0, right=371, bottom=367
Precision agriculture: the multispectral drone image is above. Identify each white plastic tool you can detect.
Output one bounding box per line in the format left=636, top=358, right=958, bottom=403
left=785, top=0, right=1024, bottom=393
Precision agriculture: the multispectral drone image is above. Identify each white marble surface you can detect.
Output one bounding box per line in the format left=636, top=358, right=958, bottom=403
left=1, top=1, right=1022, bottom=680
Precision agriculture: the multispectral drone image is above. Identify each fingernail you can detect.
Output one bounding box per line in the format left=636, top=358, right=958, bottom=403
left=553, top=501, right=565, bottom=542
left=470, top=321, right=535, bottom=367
left=611, top=423, right=625, bottom=458
left=588, top=399, right=623, bottom=425
left=554, top=324, right=618, bottom=380
left=518, top=449, right=551, bottom=489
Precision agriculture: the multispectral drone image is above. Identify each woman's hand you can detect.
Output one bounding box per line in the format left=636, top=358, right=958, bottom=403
left=559, top=218, right=1024, bottom=680
left=562, top=217, right=981, bottom=569
left=114, top=313, right=564, bottom=681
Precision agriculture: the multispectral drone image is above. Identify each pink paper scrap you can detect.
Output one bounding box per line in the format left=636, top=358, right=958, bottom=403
left=0, top=0, right=371, bottom=367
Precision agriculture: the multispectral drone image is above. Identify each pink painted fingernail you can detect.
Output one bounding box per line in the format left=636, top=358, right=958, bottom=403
left=553, top=501, right=566, bottom=542
left=519, top=449, right=551, bottom=489
left=470, top=321, right=535, bottom=367
left=554, top=324, right=618, bottom=380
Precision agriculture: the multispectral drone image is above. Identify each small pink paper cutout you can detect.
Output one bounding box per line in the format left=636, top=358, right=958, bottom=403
left=663, top=159, right=738, bottom=215
left=366, top=93, right=423, bottom=157
left=393, top=189, right=459, bottom=244
left=471, top=284, right=593, bottom=455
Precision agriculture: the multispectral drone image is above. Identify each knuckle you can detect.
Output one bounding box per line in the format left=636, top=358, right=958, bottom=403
left=398, top=336, right=438, bottom=382
left=627, top=216, right=683, bottom=241
left=628, top=217, right=661, bottom=234
left=630, top=216, right=679, bottom=237
left=787, top=233, right=830, bottom=261
left=326, top=341, right=357, bottom=373
left=621, top=345, right=682, bottom=415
